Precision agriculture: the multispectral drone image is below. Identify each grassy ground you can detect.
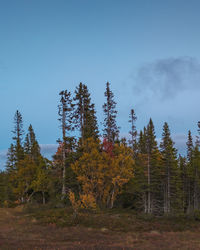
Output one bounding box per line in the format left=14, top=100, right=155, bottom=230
left=1, top=206, right=200, bottom=249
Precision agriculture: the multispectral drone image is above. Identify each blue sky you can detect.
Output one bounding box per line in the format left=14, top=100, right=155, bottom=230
left=1, top=0, right=200, bottom=168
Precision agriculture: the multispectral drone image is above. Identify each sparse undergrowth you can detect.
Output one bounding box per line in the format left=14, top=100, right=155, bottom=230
left=1, top=206, right=200, bottom=249
left=23, top=204, right=200, bottom=233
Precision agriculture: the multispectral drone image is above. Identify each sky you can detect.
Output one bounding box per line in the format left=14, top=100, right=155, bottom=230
left=0, top=0, right=200, bottom=169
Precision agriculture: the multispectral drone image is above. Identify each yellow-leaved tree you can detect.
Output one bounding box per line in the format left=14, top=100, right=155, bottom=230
left=71, top=138, right=134, bottom=209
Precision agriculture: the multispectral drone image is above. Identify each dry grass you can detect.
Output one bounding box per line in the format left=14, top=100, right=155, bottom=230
left=1, top=206, right=200, bottom=249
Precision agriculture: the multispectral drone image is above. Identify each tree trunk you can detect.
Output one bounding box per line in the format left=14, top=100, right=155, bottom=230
left=61, top=102, right=66, bottom=200
left=42, top=191, right=46, bottom=205
left=147, top=154, right=151, bottom=214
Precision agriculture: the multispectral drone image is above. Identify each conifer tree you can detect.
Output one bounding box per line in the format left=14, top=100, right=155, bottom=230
left=179, top=155, right=188, bottom=212
left=7, top=111, right=24, bottom=183
left=128, top=109, right=137, bottom=155
left=136, top=122, right=162, bottom=214
left=24, top=124, right=41, bottom=163
left=160, top=122, right=179, bottom=214
left=74, top=83, right=98, bottom=142
left=131, top=128, right=148, bottom=211
left=102, top=82, right=119, bottom=143
left=6, top=143, right=16, bottom=172
left=186, top=130, right=194, bottom=213
left=146, top=118, right=158, bottom=213
left=192, top=140, right=200, bottom=210
left=12, top=110, right=24, bottom=163
left=58, top=90, right=74, bottom=198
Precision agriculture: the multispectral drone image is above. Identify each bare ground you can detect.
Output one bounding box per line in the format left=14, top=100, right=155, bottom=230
left=1, top=208, right=200, bottom=249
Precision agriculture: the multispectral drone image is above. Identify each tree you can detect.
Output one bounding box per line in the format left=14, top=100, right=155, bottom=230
left=146, top=118, right=158, bottom=214
left=10, top=155, right=38, bottom=203
left=12, top=110, right=24, bottom=163
left=102, top=82, right=119, bottom=143
left=74, top=83, right=99, bottom=143
left=71, top=138, right=134, bottom=209
left=192, top=141, right=200, bottom=210
left=179, top=155, right=188, bottom=212
left=31, top=157, right=51, bottom=204
left=58, top=90, right=74, bottom=199
left=160, top=122, right=179, bottom=214
left=128, top=109, right=137, bottom=154
left=82, top=84, right=99, bottom=140
left=6, top=111, right=25, bottom=200
left=24, top=124, right=41, bottom=163
left=6, top=143, right=16, bottom=173
left=186, top=130, right=194, bottom=213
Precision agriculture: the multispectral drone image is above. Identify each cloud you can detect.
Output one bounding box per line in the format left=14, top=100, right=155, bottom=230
left=0, top=150, right=7, bottom=170
left=134, top=57, right=200, bottom=100
left=40, top=144, right=58, bottom=153
left=0, top=144, right=58, bottom=170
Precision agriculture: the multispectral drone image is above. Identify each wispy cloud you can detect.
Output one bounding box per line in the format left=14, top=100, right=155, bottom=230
left=40, top=144, right=58, bottom=159
left=133, top=57, right=200, bottom=100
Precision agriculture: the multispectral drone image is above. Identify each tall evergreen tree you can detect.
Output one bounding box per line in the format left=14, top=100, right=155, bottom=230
left=12, top=110, right=24, bottom=162
left=58, top=90, right=74, bottom=198
left=24, top=124, right=41, bottom=163
left=128, top=109, right=137, bottom=155
left=137, top=121, right=162, bottom=214
left=74, top=83, right=98, bottom=143
left=192, top=139, right=200, bottom=210
left=179, top=155, right=188, bottom=213
left=146, top=118, right=158, bottom=214
left=186, top=130, right=194, bottom=213
left=160, top=122, right=179, bottom=214
left=6, top=143, right=16, bottom=172
left=102, top=82, right=119, bottom=143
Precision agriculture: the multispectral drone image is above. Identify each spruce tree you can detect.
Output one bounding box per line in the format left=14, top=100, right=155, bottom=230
left=146, top=118, right=158, bottom=214
left=74, top=83, right=98, bottom=143
left=137, top=121, right=162, bottom=214
left=24, top=124, right=41, bottom=163
left=193, top=139, right=200, bottom=210
left=12, top=110, right=24, bottom=162
left=128, top=109, right=137, bottom=155
left=160, top=122, right=179, bottom=214
left=6, top=143, right=16, bottom=172
left=186, top=130, right=194, bottom=213
left=179, top=155, right=188, bottom=212
left=58, top=90, right=74, bottom=198
left=102, top=82, right=119, bottom=143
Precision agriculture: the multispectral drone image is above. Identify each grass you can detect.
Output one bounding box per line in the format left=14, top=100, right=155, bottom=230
left=24, top=204, right=200, bottom=232
left=1, top=205, right=200, bottom=249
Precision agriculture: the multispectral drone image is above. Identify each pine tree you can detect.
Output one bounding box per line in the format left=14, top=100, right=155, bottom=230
left=128, top=109, right=137, bottom=155
left=24, top=124, right=41, bottom=163
left=186, top=130, right=194, bottom=213
left=58, top=90, right=74, bottom=198
left=12, top=110, right=24, bottom=162
left=179, top=155, right=188, bottom=212
left=7, top=111, right=24, bottom=195
left=6, top=143, right=16, bottom=172
left=74, top=83, right=98, bottom=142
left=136, top=122, right=162, bottom=214
left=160, top=122, right=179, bottom=214
left=131, top=128, right=148, bottom=211
left=192, top=140, right=200, bottom=210
left=146, top=118, right=158, bottom=214
left=102, top=82, right=119, bottom=143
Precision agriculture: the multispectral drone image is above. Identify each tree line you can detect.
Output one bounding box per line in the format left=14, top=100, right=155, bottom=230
left=0, top=82, right=200, bottom=215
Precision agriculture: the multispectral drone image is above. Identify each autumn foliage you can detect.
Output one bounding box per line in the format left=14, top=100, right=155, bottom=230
left=71, top=138, right=134, bottom=209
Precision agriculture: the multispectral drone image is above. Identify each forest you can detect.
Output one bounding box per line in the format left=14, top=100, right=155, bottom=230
left=0, top=81, right=200, bottom=217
